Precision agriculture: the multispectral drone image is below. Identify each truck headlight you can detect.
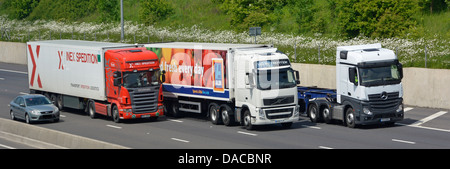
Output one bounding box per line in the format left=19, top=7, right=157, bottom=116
left=363, top=107, right=372, bottom=115
left=397, top=104, right=403, bottom=112
left=258, top=108, right=265, bottom=120
left=294, top=105, right=300, bottom=117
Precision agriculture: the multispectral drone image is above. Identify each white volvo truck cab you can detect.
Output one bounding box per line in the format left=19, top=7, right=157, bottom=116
left=234, top=48, right=300, bottom=130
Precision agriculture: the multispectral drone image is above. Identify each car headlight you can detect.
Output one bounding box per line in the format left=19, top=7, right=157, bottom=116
left=54, top=107, right=59, bottom=113
left=397, top=104, right=403, bottom=112
left=31, top=110, right=41, bottom=115
left=363, top=107, right=372, bottom=115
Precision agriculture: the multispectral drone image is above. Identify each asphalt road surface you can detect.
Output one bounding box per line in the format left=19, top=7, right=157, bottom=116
left=1, top=62, right=449, bottom=149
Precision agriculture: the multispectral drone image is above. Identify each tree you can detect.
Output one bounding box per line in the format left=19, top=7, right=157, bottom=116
left=213, top=0, right=287, bottom=31
left=334, top=0, right=420, bottom=38
left=98, top=0, right=119, bottom=22
left=139, top=0, right=175, bottom=26
left=11, top=0, right=39, bottom=19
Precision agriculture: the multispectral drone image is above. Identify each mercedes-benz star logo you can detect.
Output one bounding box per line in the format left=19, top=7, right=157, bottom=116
left=381, top=92, right=388, bottom=100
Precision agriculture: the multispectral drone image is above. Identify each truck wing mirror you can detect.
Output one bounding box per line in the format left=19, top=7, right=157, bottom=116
left=113, top=71, right=121, bottom=78
left=114, top=78, right=122, bottom=87
left=349, top=67, right=358, bottom=86
left=245, top=72, right=255, bottom=88
left=161, top=70, right=166, bottom=83
left=397, top=63, right=403, bottom=79
left=295, top=70, right=300, bottom=85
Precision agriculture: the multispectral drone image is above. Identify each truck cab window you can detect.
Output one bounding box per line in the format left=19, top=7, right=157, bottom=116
left=123, top=70, right=161, bottom=88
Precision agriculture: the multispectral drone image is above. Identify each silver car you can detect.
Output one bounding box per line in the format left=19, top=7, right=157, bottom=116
left=9, top=94, right=60, bottom=124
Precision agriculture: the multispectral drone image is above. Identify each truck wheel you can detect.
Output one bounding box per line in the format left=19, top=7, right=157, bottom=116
left=308, top=104, right=320, bottom=123
left=322, top=106, right=332, bottom=124
left=220, top=104, right=234, bottom=126
left=243, top=110, right=254, bottom=130
left=171, top=102, right=184, bottom=118
left=345, top=108, right=356, bottom=128
left=88, top=101, right=97, bottom=119
left=112, top=105, right=121, bottom=123
left=209, top=103, right=222, bottom=125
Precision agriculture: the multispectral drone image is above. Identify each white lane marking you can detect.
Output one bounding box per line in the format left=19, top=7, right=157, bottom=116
left=171, top=138, right=190, bottom=143
left=392, top=139, right=416, bottom=145
left=169, top=119, right=183, bottom=123
left=237, top=131, right=258, bottom=136
left=301, top=125, right=321, bottom=129
left=318, top=146, right=333, bottom=149
left=19, top=92, right=29, bottom=95
left=410, top=111, right=448, bottom=126
left=60, top=115, right=66, bottom=118
left=0, top=69, right=27, bottom=75
left=404, top=107, right=414, bottom=112
left=0, top=78, right=4, bottom=80
left=106, top=125, right=122, bottom=129
left=409, top=125, right=450, bottom=133
left=0, top=143, right=16, bottom=149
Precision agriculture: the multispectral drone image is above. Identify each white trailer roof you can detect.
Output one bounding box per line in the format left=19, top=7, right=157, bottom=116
left=28, top=40, right=137, bottom=49
left=145, top=42, right=270, bottom=50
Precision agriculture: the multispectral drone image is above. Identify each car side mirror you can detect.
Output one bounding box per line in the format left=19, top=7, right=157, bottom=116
left=19, top=103, right=25, bottom=107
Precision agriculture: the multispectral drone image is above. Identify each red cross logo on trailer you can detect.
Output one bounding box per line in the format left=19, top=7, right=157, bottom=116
left=28, top=45, right=43, bottom=88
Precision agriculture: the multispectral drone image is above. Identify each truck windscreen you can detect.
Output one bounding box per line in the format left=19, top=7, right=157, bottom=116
left=359, top=64, right=401, bottom=87
left=123, top=70, right=161, bottom=88
left=256, top=68, right=297, bottom=90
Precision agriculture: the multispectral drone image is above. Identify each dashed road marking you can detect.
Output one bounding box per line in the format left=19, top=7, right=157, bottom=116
left=0, top=143, right=16, bottom=149
left=392, top=139, right=416, bottom=145
left=169, top=119, right=183, bottom=123
left=301, top=125, right=321, bottom=129
left=171, top=138, right=190, bottom=143
left=318, top=146, right=333, bottom=149
left=0, top=69, right=27, bottom=75
left=237, top=131, right=258, bottom=136
left=106, top=125, right=122, bottom=129
left=0, top=78, right=5, bottom=80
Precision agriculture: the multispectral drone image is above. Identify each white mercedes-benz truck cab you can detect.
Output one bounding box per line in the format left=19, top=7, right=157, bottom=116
left=336, top=43, right=404, bottom=127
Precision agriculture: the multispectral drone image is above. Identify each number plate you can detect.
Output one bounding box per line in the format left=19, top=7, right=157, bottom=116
left=141, top=115, right=151, bottom=118
left=380, top=118, right=390, bottom=122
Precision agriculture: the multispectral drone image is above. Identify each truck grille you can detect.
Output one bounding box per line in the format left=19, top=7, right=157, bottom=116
left=368, top=92, right=400, bottom=112
left=265, top=108, right=293, bottom=119
left=263, top=96, right=295, bottom=106
left=128, top=86, right=159, bottom=114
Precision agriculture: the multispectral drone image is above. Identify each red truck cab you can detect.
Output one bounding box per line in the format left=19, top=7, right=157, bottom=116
left=105, top=48, right=164, bottom=122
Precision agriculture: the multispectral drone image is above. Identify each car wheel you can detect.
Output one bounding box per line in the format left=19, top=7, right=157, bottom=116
left=25, top=114, right=32, bottom=124
left=10, top=110, right=16, bottom=120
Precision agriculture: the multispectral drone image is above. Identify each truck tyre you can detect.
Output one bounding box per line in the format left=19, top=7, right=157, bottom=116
left=345, top=107, right=356, bottom=128
left=243, top=110, right=254, bottom=130
left=308, top=104, right=320, bottom=123
left=112, top=105, right=121, bottom=123
left=322, top=106, right=332, bottom=124
left=220, top=104, right=234, bottom=126
left=171, top=102, right=184, bottom=118
left=209, top=103, right=222, bottom=125
left=88, top=101, right=97, bottom=119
